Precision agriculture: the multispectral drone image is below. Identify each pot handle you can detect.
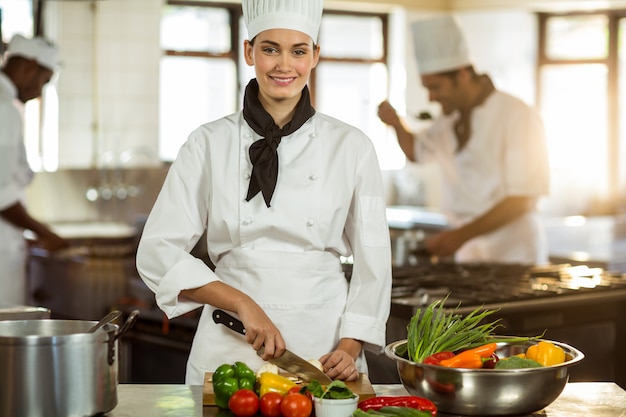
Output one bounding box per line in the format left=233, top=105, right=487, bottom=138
left=107, top=310, right=140, bottom=366
left=114, top=309, right=140, bottom=342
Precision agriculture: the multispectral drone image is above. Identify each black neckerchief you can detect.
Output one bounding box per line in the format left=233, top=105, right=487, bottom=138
left=242, top=78, right=316, bottom=207
left=454, top=74, right=495, bottom=152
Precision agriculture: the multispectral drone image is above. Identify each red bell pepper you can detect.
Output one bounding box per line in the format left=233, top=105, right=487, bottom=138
left=423, top=351, right=455, bottom=365
left=358, top=396, right=437, bottom=416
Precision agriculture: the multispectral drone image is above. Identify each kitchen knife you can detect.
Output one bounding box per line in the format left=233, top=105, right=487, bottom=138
left=212, top=309, right=333, bottom=384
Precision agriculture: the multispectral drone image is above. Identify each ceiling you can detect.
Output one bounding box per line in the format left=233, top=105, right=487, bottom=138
left=326, top=0, right=626, bottom=12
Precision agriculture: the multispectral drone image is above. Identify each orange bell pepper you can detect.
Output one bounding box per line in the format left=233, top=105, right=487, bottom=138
left=465, top=343, right=498, bottom=358
left=439, top=343, right=498, bottom=369
left=439, top=350, right=483, bottom=368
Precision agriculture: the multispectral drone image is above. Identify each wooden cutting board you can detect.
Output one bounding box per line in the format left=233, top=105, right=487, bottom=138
left=203, top=372, right=375, bottom=406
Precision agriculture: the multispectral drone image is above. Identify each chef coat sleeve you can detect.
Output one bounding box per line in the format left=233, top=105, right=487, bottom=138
left=340, top=135, right=392, bottom=354
left=136, top=130, right=219, bottom=318
left=503, top=101, right=550, bottom=196
left=0, top=104, right=23, bottom=209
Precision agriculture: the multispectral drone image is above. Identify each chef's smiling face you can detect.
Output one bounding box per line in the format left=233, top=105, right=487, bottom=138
left=421, top=72, right=464, bottom=116
left=244, top=28, right=320, bottom=108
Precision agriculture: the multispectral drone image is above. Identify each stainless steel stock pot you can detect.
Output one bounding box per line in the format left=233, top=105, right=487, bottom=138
left=0, top=311, right=138, bottom=417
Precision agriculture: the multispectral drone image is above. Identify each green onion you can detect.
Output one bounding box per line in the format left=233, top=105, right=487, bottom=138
left=406, top=295, right=542, bottom=362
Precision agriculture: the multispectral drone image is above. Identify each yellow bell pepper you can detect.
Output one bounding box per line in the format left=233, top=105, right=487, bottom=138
left=525, top=341, right=565, bottom=366
left=258, top=372, right=297, bottom=397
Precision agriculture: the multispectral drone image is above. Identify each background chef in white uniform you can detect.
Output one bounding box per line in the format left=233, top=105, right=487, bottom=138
left=137, top=0, right=392, bottom=384
left=0, top=35, right=69, bottom=306
left=378, top=15, right=550, bottom=265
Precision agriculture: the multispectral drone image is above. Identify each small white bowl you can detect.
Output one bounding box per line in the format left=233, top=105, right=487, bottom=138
left=313, top=395, right=359, bottom=417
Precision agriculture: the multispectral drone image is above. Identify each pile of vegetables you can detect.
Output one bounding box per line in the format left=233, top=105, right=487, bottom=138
left=213, top=361, right=438, bottom=417
left=213, top=361, right=311, bottom=417
left=402, top=297, right=566, bottom=370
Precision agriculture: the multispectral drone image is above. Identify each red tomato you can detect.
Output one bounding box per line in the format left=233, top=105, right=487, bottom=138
left=288, top=386, right=313, bottom=402
left=280, top=393, right=312, bottom=417
left=259, top=392, right=283, bottom=417
left=228, top=389, right=260, bottom=417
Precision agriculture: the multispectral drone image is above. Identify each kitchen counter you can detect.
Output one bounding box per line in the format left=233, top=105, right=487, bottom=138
left=108, top=382, right=626, bottom=416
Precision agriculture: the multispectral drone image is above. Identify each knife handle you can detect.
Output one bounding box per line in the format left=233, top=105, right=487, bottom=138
left=212, top=309, right=247, bottom=335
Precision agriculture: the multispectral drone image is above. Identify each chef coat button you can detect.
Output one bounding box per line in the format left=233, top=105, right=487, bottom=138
left=245, top=173, right=251, bottom=180
left=309, top=174, right=318, bottom=181
left=310, top=132, right=317, bottom=138
left=244, top=133, right=252, bottom=139
left=306, top=218, right=315, bottom=227
left=242, top=218, right=253, bottom=226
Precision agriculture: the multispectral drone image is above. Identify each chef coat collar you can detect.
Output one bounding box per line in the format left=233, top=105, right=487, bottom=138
left=454, top=74, right=495, bottom=151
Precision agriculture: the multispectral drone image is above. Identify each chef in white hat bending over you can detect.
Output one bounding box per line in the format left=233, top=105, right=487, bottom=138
left=137, top=0, right=391, bottom=384
left=0, top=35, right=69, bottom=306
left=378, top=15, right=550, bottom=265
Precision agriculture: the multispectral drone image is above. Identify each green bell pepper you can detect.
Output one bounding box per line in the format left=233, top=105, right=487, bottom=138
left=213, top=362, right=256, bottom=409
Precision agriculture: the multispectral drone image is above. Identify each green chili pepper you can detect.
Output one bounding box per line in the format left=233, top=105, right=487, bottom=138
left=213, top=362, right=257, bottom=409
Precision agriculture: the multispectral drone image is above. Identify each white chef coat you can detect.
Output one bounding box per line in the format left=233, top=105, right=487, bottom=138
left=136, top=111, right=392, bottom=384
left=415, top=90, right=550, bottom=265
left=0, top=72, right=35, bottom=306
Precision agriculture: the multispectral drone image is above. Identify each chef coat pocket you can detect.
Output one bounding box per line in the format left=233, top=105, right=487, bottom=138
left=359, top=196, right=389, bottom=248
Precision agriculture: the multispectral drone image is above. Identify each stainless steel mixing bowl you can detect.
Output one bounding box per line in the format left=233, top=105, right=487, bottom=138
left=385, top=337, right=585, bottom=416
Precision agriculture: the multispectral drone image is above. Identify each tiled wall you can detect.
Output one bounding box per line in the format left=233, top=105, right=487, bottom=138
left=44, top=0, right=162, bottom=168
left=26, top=167, right=169, bottom=226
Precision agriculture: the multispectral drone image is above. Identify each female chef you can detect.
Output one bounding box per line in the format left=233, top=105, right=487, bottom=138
left=136, top=0, right=392, bottom=384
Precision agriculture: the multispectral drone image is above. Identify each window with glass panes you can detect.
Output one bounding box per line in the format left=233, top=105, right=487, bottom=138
left=159, top=2, right=394, bottom=167
left=538, top=11, right=626, bottom=214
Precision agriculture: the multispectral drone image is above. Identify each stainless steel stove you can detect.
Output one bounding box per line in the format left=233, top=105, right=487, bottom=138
left=390, top=262, right=626, bottom=311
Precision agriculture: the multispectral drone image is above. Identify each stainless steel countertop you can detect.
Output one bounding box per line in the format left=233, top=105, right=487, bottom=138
left=109, top=382, right=626, bottom=416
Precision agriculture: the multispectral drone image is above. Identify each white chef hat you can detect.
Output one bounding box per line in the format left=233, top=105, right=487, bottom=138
left=7, top=34, right=60, bottom=71
left=410, top=15, right=472, bottom=75
left=242, top=0, right=324, bottom=44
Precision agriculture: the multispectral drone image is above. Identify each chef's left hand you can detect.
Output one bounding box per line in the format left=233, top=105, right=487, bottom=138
left=320, top=338, right=362, bottom=381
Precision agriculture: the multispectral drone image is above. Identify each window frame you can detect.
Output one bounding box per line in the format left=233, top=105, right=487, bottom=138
left=537, top=10, right=626, bottom=213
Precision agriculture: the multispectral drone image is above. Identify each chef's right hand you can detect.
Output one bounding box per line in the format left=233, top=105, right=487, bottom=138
left=425, top=228, right=468, bottom=257
left=34, top=228, right=70, bottom=252
left=377, top=100, right=401, bottom=127
left=237, top=302, right=286, bottom=360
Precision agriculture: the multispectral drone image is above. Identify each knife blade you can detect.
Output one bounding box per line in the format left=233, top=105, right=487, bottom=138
left=212, top=309, right=333, bottom=384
